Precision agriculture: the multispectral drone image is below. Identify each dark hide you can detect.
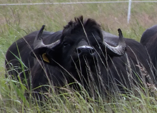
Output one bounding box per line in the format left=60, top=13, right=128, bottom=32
left=5, top=31, right=61, bottom=79
left=140, top=25, right=157, bottom=66
left=140, top=25, right=157, bottom=80
left=5, top=16, right=155, bottom=99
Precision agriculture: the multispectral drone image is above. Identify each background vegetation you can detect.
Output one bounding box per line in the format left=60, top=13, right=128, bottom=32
left=0, top=0, right=157, bottom=112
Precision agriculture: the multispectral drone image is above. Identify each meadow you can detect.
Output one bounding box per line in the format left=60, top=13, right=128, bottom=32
left=0, top=0, right=157, bottom=112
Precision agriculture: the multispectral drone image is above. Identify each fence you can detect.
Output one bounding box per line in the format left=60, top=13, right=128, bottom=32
left=0, top=1, right=157, bottom=23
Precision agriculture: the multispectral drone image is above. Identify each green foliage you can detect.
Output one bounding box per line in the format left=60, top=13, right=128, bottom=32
left=1, top=0, right=157, bottom=112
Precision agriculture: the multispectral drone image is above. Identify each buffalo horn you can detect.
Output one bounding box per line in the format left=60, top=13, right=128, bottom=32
left=34, top=25, right=60, bottom=49
left=103, top=28, right=126, bottom=56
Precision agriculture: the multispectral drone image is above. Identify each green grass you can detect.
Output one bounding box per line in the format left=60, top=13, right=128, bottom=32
left=1, top=0, right=157, bottom=112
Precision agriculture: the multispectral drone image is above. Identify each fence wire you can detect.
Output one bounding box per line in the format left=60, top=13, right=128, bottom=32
left=0, top=1, right=157, bottom=6
left=1, top=1, right=156, bottom=23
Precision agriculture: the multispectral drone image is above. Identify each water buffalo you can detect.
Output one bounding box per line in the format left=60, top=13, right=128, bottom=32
left=5, top=16, right=154, bottom=98
left=140, top=25, right=157, bottom=68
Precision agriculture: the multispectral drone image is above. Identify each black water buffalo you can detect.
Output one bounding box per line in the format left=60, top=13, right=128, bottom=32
left=140, top=25, right=157, bottom=69
left=5, top=16, right=154, bottom=97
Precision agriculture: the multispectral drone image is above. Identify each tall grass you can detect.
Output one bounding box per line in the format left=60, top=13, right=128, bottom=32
left=1, top=0, right=157, bottom=112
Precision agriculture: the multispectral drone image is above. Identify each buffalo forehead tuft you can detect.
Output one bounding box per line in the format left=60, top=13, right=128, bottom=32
left=62, top=16, right=103, bottom=39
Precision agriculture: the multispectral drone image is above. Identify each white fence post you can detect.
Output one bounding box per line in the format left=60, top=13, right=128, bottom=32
left=127, top=0, right=132, bottom=23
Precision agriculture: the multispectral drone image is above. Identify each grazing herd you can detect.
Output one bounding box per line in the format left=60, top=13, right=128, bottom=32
left=5, top=16, right=157, bottom=98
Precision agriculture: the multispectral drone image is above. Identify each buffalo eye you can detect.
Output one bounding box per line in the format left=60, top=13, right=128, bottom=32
left=63, top=42, right=70, bottom=48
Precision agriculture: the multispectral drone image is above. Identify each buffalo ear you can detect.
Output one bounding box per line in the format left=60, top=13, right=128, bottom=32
left=42, top=53, right=50, bottom=63
left=30, top=47, right=51, bottom=63
left=31, top=39, right=61, bottom=64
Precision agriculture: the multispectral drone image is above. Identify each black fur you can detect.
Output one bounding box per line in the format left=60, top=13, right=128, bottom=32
left=140, top=25, right=157, bottom=79
left=5, top=16, right=155, bottom=99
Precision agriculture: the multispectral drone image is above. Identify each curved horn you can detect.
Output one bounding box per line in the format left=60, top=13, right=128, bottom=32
left=34, top=25, right=60, bottom=49
left=103, top=28, right=126, bottom=56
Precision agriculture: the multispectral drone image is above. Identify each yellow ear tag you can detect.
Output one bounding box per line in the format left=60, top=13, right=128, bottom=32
left=42, top=53, right=50, bottom=63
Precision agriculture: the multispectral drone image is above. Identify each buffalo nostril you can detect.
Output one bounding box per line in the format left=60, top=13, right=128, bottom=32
left=89, top=49, right=95, bottom=55
left=76, top=46, right=96, bottom=56
left=76, top=48, right=82, bottom=54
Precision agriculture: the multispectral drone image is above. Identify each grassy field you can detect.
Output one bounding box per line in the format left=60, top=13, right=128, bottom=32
left=1, top=0, right=157, bottom=112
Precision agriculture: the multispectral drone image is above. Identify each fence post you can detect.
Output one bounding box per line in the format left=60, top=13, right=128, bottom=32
left=127, top=0, right=132, bottom=23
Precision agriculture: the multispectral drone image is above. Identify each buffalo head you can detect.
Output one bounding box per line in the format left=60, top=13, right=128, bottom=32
left=31, top=16, right=126, bottom=90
